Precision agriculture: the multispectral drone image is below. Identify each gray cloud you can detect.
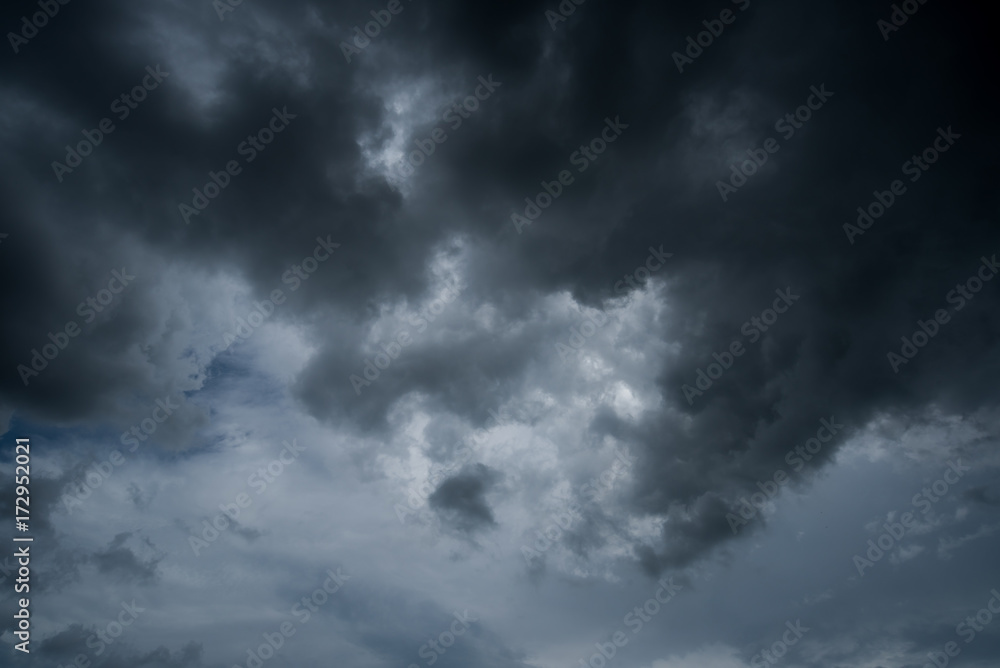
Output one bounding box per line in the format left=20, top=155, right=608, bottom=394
left=1, top=0, right=998, bottom=666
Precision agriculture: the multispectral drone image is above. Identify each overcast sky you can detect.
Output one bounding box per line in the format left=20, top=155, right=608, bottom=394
left=1, top=0, right=999, bottom=667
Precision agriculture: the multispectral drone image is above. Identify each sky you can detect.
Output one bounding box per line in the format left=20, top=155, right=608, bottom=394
left=1, top=0, right=999, bottom=667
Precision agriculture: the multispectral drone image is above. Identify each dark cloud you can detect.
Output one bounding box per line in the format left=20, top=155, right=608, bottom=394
left=429, top=463, right=502, bottom=534
left=0, top=0, right=998, bottom=665
left=36, top=623, right=205, bottom=668
left=92, top=532, right=162, bottom=584
left=963, top=485, right=1000, bottom=507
